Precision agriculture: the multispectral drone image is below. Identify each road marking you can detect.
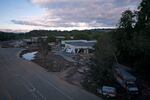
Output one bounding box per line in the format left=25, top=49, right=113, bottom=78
left=0, top=53, right=46, bottom=100
left=0, top=80, right=13, bottom=100
left=37, top=75, right=74, bottom=100
left=16, top=75, right=47, bottom=100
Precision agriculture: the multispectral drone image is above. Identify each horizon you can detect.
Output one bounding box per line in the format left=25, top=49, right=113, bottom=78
left=0, top=0, right=140, bottom=32
left=0, top=28, right=116, bottom=34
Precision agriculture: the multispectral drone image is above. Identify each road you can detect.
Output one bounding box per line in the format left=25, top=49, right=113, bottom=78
left=0, top=48, right=101, bottom=100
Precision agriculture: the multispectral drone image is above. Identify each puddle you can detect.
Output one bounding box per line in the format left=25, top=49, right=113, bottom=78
left=22, top=51, right=37, bottom=61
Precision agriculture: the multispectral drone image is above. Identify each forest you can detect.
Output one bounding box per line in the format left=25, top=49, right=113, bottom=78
left=0, top=29, right=113, bottom=41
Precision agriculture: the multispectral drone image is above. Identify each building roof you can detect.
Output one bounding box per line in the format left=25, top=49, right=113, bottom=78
left=115, top=64, right=136, bottom=81
left=62, top=40, right=86, bottom=43
left=66, top=41, right=96, bottom=47
left=55, top=36, right=65, bottom=39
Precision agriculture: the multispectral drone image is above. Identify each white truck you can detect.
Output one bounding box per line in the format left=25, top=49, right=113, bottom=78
left=114, top=64, right=139, bottom=95
left=97, top=86, right=117, bottom=97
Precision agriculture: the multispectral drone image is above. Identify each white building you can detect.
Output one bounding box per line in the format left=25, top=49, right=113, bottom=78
left=61, top=40, right=97, bottom=54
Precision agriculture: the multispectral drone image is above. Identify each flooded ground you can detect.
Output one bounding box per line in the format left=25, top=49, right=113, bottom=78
left=22, top=51, right=37, bottom=61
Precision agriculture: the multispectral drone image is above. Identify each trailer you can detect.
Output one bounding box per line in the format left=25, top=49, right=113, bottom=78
left=114, top=64, right=138, bottom=94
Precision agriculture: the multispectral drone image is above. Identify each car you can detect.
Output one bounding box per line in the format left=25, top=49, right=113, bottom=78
left=97, top=86, right=117, bottom=97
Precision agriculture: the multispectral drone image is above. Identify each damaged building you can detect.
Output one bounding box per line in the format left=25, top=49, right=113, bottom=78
left=61, top=40, right=97, bottom=54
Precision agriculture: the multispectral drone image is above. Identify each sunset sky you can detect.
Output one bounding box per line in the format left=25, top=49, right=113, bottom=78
left=0, top=0, right=141, bottom=32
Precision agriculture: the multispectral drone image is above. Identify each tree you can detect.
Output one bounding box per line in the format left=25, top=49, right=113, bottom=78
left=47, top=34, right=56, bottom=43
left=64, top=33, right=71, bottom=40
left=74, top=33, right=91, bottom=40
left=119, top=10, right=135, bottom=34
left=114, top=0, right=150, bottom=83
left=136, top=0, right=150, bottom=31
left=114, top=10, right=135, bottom=65
left=83, top=0, right=150, bottom=91
left=0, top=32, right=17, bottom=41
left=83, top=33, right=116, bottom=92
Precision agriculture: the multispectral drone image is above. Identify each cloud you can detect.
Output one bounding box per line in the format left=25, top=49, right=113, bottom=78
left=11, top=20, right=51, bottom=27
left=31, top=0, right=52, bottom=5
left=12, top=0, right=141, bottom=30
left=0, top=29, right=30, bottom=33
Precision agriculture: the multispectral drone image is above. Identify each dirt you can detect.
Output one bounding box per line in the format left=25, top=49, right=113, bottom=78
left=33, top=52, right=73, bottom=71
left=30, top=50, right=84, bottom=87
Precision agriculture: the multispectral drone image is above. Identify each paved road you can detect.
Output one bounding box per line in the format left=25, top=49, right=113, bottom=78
left=0, top=48, right=101, bottom=100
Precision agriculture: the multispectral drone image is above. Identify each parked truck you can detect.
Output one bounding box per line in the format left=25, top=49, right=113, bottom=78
left=114, top=64, right=139, bottom=95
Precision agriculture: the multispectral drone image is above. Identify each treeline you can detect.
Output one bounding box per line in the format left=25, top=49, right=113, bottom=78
left=0, top=29, right=113, bottom=41
left=83, top=0, right=150, bottom=91
left=114, top=0, right=150, bottom=83
left=0, top=32, right=20, bottom=41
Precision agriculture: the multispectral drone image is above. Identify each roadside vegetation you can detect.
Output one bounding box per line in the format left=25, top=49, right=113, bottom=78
left=82, top=0, right=150, bottom=98
left=0, top=29, right=111, bottom=41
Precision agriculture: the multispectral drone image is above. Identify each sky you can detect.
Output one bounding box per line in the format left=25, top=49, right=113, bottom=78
left=0, top=0, right=141, bottom=32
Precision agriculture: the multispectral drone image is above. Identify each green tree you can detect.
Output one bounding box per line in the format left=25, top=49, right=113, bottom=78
left=113, top=10, right=138, bottom=65
left=0, top=32, right=17, bottom=41
left=83, top=33, right=115, bottom=92
left=64, top=33, right=71, bottom=40
left=47, top=34, right=56, bottom=43
left=119, top=10, right=135, bottom=34
left=74, top=33, right=91, bottom=40
left=136, top=0, right=150, bottom=31
left=114, top=0, right=150, bottom=83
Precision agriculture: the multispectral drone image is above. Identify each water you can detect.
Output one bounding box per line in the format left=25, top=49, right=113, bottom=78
left=22, top=51, right=37, bottom=61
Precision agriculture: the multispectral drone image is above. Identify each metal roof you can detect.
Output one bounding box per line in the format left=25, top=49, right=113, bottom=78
left=115, top=64, right=136, bottom=81
left=66, top=41, right=96, bottom=47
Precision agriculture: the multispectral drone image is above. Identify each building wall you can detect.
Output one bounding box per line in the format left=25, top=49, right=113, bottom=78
left=64, top=44, right=94, bottom=54
left=61, top=40, right=96, bottom=54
